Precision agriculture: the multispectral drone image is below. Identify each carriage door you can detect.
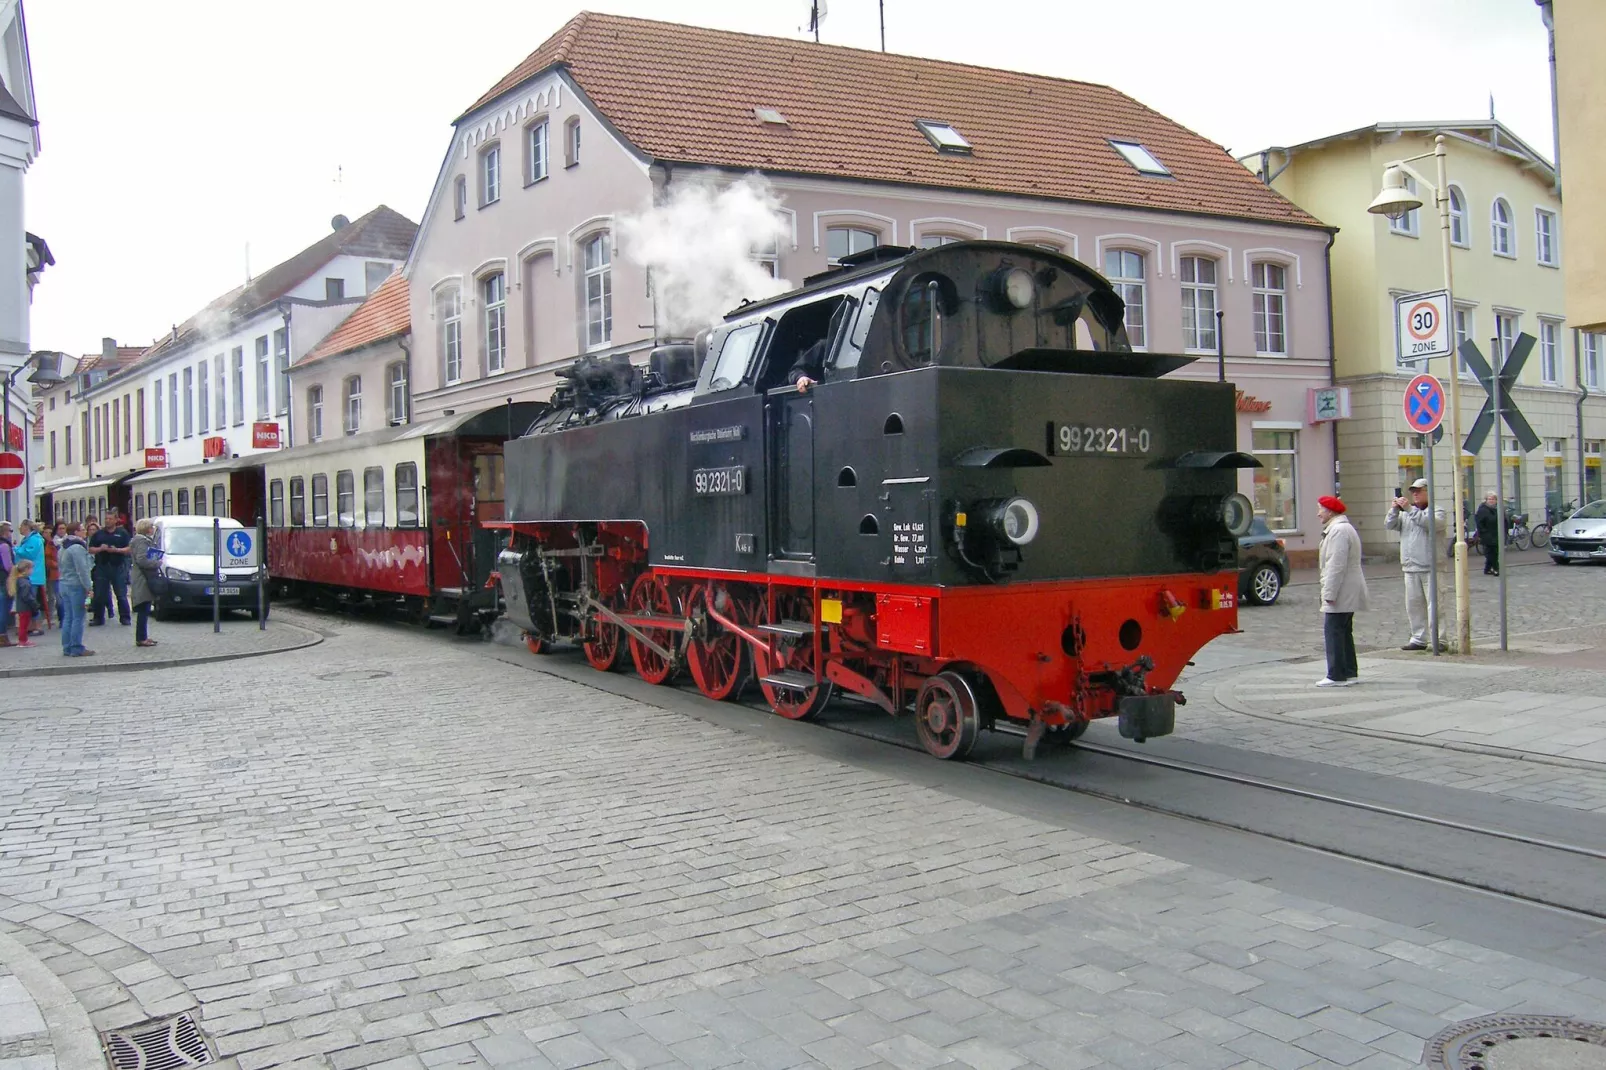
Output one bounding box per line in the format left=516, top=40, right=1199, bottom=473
left=768, top=392, right=816, bottom=561
left=469, top=449, right=505, bottom=587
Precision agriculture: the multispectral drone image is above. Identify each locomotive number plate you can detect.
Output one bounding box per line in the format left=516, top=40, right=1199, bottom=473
left=693, top=465, right=748, bottom=496
left=1048, top=422, right=1153, bottom=456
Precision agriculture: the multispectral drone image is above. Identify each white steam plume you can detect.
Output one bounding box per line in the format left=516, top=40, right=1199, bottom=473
left=618, top=175, right=792, bottom=337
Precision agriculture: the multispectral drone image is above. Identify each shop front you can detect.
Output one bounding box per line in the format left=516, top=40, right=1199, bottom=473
left=1226, top=376, right=1341, bottom=569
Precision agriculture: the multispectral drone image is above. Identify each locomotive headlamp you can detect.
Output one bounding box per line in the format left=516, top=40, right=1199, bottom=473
left=999, top=267, right=1035, bottom=310
left=1220, top=493, right=1254, bottom=537
left=981, top=497, right=1040, bottom=546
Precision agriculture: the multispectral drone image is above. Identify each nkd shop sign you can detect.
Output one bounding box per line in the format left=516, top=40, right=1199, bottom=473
left=252, top=422, right=281, bottom=449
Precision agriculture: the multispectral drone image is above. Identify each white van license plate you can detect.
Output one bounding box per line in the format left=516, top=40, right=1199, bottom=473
left=204, top=586, right=242, bottom=596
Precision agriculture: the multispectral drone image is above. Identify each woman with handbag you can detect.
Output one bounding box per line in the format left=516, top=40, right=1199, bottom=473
left=129, top=519, right=162, bottom=648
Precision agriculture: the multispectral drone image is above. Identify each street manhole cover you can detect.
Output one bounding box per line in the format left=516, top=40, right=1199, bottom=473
left=1425, top=1015, right=1606, bottom=1069
left=103, top=1013, right=215, bottom=1069
left=313, top=669, right=393, bottom=681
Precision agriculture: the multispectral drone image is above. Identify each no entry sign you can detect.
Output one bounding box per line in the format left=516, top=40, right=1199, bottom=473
left=0, top=450, right=24, bottom=491
left=1404, top=373, right=1446, bottom=435
left=1395, top=289, right=1452, bottom=363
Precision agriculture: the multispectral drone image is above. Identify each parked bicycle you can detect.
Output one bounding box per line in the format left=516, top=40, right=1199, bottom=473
left=1530, top=499, right=1577, bottom=550
left=1506, top=512, right=1533, bottom=551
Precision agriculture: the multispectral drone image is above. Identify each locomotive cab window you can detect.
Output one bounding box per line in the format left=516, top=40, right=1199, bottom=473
left=269, top=480, right=285, bottom=527
left=363, top=467, right=384, bottom=527
left=758, top=294, right=852, bottom=391
left=396, top=463, right=419, bottom=527
left=900, top=273, right=959, bottom=365
left=336, top=470, right=356, bottom=528
left=706, top=322, right=765, bottom=391
left=311, top=475, right=329, bottom=527
left=289, top=477, right=306, bottom=526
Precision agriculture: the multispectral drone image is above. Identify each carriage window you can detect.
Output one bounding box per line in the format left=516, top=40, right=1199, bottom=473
left=162, top=490, right=173, bottom=515
left=147, top=492, right=157, bottom=518
left=396, top=463, right=419, bottom=527
left=311, top=475, right=329, bottom=527
left=708, top=323, right=763, bottom=391
left=290, top=477, right=306, bottom=526
left=336, top=470, right=355, bottom=528
left=212, top=484, right=226, bottom=518
left=474, top=454, right=504, bottom=503
left=364, top=467, right=385, bottom=526
left=193, top=485, right=208, bottom=516
left=900, top=274, right=957, bottom=365
left=269, top=480, right=285, bottom=527
left=133, top=496, right=143, bottom=521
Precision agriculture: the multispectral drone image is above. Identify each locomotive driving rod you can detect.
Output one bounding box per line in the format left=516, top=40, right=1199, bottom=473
left=581, top=593, right=686, bottom=663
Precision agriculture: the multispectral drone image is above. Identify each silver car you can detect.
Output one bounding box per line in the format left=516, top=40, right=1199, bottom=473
left=1549, top=499, right=1606, bottom=564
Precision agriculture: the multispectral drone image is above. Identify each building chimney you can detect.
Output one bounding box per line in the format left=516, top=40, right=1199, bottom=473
left=102, top=337, right=117, bottom=361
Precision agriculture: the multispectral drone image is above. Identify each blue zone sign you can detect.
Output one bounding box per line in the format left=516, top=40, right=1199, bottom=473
left=1404, top=374, right=1445, bottom=434
left=225, top=530, right=254, bottom=561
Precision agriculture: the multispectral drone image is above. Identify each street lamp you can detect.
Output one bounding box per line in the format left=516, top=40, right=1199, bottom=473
left=1366, top=134, right=1469, bottom=653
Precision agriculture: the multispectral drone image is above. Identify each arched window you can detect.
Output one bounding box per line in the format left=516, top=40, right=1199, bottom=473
left=1448, top=186, right=1468, bottom=247
left=343, top=376, right=362, bottom=436
left=1180, top=256, right=1219, bottom=352
left=436, top=284, right=463, bottom=384
left=478, top=141, right=500, bottom=206
left=1102, top=249, right=1146, bottom=348
left=307, top=385, right=323, bottom=443
left=1251, top=262, right=1288, bottom=356
left=481, top=271, right=507, bottom=373
left=1491, top=198, right=1514, bottom=257
left=826, top=226, right=878, bottom=265
left=386, top=362, right=409, bottom=425
left=564, top=117, right=581, bottom=167
left=526, top=118, right=549, bottom=184
left=918, top=234, right=962, bottom=248
left=582, top=233, right=612, bottom=348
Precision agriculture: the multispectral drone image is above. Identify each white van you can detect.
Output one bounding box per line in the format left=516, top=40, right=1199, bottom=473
left=149, top=515, right=264, bottom=618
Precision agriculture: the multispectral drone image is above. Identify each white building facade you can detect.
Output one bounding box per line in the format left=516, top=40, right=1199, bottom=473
left=0, top=0, right=41, bottom=522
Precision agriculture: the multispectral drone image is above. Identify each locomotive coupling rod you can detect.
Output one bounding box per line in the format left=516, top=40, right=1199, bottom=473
left=584, top=595, right=683, bottom=664
left=704, top=598, right=770, bottom=655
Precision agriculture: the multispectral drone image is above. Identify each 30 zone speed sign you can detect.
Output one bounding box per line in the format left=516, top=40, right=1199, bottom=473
left=1395, top=289, right=1452, bottom=363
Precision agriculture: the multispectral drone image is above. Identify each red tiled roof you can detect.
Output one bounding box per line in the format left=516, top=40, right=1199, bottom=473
left=467, top=13, right=1323, bottom=229
left=301, top=271, right=410, bottom=366
left=75, top=346, right=146, bottom=376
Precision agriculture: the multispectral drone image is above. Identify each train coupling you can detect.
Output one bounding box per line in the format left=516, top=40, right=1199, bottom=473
left=1117, top=694, right=1176, bottom=743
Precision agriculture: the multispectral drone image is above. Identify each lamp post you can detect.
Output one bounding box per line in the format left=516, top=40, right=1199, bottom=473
left=1366, top=134, right=1469, bottom=653
left=3, top=351, right=65, bottom=522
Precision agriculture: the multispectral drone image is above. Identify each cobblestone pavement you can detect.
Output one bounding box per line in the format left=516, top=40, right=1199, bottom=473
left=4, top=616, right=1606, bottom=1069
left=0, top=613, right=320, bottom=680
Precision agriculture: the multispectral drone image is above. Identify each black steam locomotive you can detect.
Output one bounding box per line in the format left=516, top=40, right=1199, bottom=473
left=494, top=242, right=1256, bottom=759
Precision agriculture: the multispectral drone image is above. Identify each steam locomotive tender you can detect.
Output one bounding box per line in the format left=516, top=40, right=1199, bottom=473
left=495, top=242, right=1258, bottom=760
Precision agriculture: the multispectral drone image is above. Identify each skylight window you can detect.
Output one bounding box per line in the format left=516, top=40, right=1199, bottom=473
left=915, top=120, right=973, bottom=155
left=1111, top=140, right=1171, bottom=176
left=754, top=107, right=789, bottom=125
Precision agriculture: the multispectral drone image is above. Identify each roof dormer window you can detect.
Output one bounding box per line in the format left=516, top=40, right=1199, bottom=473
left=1110, top=140, right=1171, bottom=177
left=915, top=120, right=972, bottom=155
left=754, top=107, right=789, bottom=126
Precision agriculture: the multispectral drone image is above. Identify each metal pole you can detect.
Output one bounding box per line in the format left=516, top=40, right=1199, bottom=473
left=1435, top=137, right=1470, bottom=655
left=1425, top=438, right=1440, bottom=655
left=1216, top=309, right=1225, bottom=383
left=879, top=0, right=886, bottom=51
left=1492, top=335, right=1507, bottom=652
left=212, top=516, right=222, bottom=633
left=257, top=511, right=267, bottom=631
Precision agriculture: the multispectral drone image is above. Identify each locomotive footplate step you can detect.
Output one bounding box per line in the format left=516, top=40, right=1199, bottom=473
left=757, top=620, right=819, bottom=638
left=760, top=670, right=820, bottom=691
left=1117, top=694, right=1176, bottom=742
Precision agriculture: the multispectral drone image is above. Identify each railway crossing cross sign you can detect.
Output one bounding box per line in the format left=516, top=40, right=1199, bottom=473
left=1460, top=334, right=1541, bottom=455
left=1395, top=290, right=1452, bottom=364
left=0, top=450, right=24, bottom=491
left=1403, top=374, right=1445, bottom=435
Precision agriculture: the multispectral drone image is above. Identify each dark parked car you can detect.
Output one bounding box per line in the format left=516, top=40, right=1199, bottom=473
left=1238, top=517, right=1289, bottom=605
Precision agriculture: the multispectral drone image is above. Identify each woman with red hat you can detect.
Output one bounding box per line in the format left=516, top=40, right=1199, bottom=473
left=1316, top=495, right=1369, bottom=686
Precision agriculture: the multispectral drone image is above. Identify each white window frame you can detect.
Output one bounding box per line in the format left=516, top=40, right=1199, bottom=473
left=387, top=361, right=409, bottom=425
left=1179, top=255, right=1219, bottom=353
left=255, top=335, right=270, bottom=419
left=1005, top=227, right=1078, bottom=258
left=526, top=118, right=549, bottom=184
left=1491, top=197, right=1515, bottom=258
left=582, top=232, right=612, bottom=350
left=437, top=283, right=463, bottom=385
left=215, top=357, right=226, bottom=431
left=1102, top=248, right=1147, bottom=350
left=1251, top=261, right=1289, bottom=356
left=751, top=236, right=780, bottom=278
left=1250, top=425, right=1301, bottom=534
left=153, top=379, right=163, bottom=443
left=825, top=225, right=880, bottom=266
left=1389, top=175, right=1420, bottom=237
left=308, top=385, right=323, bottom=443
left=482, top=271, right=507, bottom=374
left=1535, top=208, right=1558, bottom=267
left=565, top=117, right=581, bottom=167
left=479, top=142, right=500, bottom=206
left=1448, top=185, right=1469, bottom=248
left=1539, top=319, right=1562, bottom=385
left=231, top=347, right=245, bottom=426
left=274, top=329, right=290, bottom=416
left=1495, top=311, right=1519, bottom=362
left=1110, top=140, right=1170, bottom=176
left=1587, top=332, right=1604, bottom=391
left=197, top=358, right=209, bottom=433
left=343, top=376, right=362, bottom=436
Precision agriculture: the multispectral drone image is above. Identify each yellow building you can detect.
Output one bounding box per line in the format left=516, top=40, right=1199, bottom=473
left=1541, top=0, right=1606, bottom=331
left=1245, top=122, right=1604, bottom=555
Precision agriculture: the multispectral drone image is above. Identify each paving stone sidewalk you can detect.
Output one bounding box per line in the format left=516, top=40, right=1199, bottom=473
left=3, top=621, right=1605, bottom=1069
left=0, top=614, right=320, bottom=680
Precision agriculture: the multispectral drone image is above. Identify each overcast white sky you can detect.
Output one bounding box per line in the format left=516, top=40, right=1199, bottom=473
left=24, top=0, right=1553, bottom=359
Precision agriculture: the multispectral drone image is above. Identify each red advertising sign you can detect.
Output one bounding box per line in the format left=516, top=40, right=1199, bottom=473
left=0, top=451, right=24, bottom=491
left=252, top=422, right=281, bottom=449
left=144, top=447, right=168, bottom=469
left=3, top=421, right=21, bottom=449
left=202, top=435, right=228, bottom=459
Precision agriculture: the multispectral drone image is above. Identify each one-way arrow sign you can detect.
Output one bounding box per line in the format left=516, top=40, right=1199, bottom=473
left=1460, top=334, right=1541, bottom=456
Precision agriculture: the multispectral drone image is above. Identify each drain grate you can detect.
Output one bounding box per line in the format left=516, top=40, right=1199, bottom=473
left=102, top=1013, right=215, bottom=1070
left=1424, top=1014, right=1606, bottom=1069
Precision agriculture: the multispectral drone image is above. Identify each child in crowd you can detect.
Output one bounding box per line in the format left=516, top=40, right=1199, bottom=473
left=7, top=560, right=37, bottom=648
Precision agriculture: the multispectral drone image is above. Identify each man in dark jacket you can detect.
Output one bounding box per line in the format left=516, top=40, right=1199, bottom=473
left=89, top=511, right=133, bottom=626
left=1475, top=492, right=1500, bottom=575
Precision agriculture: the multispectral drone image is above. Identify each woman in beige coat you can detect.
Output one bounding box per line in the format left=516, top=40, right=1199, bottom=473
left=1316, top=495, right=1369, bottom=687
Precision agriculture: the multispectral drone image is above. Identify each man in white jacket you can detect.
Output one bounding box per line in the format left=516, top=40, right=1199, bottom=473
left=1317, top=496, right=1369, bottom=687
left=1385, top=478, right=1445, bottom=651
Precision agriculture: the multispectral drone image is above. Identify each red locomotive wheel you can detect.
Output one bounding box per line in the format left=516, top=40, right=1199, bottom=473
left=687, top=584, right=755, bottom=702
left=915, top=671, right=982, bottom=760
left=627, top=573, right=680, bottom=685
left=755, top=589, right=834, bottom=721
left=583, top=593, right=625, bottom=672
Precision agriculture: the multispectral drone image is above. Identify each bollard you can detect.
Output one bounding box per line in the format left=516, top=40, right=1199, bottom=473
left=212, top=517, right=222, bottom=634
left=257, top=512, right=267, bottom=630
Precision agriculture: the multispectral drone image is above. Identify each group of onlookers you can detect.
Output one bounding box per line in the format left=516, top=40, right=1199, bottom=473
left=0, top=511, right=161, bottom=657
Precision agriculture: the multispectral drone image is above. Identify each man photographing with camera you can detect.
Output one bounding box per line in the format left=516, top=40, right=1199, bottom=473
left=1386, top=478, right=1445, bottom=651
